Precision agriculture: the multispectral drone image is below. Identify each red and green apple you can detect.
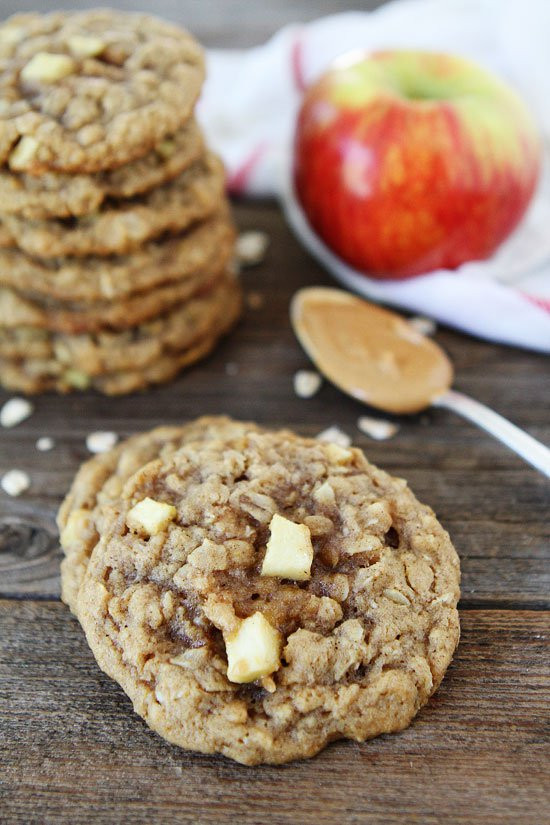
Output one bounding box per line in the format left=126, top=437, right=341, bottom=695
left=293, top=50, right=541, bottom=279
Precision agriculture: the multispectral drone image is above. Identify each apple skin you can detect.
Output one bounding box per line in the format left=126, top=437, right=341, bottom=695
left=294, top=50, right=541, bottom=279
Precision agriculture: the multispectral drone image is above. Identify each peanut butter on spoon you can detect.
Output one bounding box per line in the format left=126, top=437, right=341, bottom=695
left=291, top=287, right=452, bottom=414
left=291, top=287, right=550, bottom=477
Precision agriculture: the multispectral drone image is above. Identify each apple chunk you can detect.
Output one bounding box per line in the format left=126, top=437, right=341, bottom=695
left=225, top=612, right=282, bottom=684
left=21, top=52, right=76, bottom=83
left=294, top=50, right=541, bottom=278
left=126, top=497, right=177, bottom=536
left=261, top=513, right=314, bottom=581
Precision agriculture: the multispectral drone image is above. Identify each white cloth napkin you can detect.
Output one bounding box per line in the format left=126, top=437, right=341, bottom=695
left=198, top=0, right=550, bottom=352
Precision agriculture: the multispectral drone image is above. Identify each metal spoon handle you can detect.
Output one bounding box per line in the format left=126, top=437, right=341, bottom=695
left=433, top=389, right=550, bottom=478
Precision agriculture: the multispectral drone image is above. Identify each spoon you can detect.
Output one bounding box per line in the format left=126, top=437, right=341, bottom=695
left=291, top=287, right=550, bottom=478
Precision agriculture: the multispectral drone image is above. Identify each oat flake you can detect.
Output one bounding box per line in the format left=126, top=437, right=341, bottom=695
left=357, top=416, right=399, bottom=441
left=86, top=431, right=118, bottom=454
left=236, top=230, right=269, bottom=267
left=1, top=469, right=30, bottom=496
left=293, top=370, right=322, bottom=399
left=36, top=436, right=55, bottom=451
left=316, top=426, right=351, bottom=448
left=0, top=397, right=33, bottom=428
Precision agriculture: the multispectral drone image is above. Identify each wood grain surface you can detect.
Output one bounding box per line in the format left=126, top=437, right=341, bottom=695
left=1, top=2, right=549, bottom=824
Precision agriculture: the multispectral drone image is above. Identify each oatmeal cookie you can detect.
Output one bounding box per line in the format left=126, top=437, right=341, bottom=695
left=0, top=285, right=241, bottom=395
left=64, top=418, right=460, bottom=764
left=0, top=211, right=235, bottom=303
left=0, top=10, right=204, bottom=173
left=0, top=118, right=204, bottom=219
left=1, top=153, right=225, bottom=258
left=0, top=273, right=239, bottom=373
left=0, top=224, right=14, bottom=248
left=0, top=241, right=233, bottom=334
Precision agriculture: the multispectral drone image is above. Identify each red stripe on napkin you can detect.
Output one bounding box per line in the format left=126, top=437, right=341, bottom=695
left=291, top=32, right=307, bottom=93
left=227, top=142, right=268, bottom=194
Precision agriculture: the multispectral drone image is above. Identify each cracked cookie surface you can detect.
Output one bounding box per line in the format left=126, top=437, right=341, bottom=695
left=0, top=10, right=204, bottom=173
left=63, top=417, right=460, bottom=764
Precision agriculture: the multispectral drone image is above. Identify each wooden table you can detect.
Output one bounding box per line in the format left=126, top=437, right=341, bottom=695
left=1, top=3, right=549, bottom=824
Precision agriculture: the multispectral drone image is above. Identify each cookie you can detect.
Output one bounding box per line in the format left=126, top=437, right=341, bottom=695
left=0, top=241, right=232, bottom=334
left=0, top=224, right=14, bottom=248
left=0, top=269, right=220, bottom=334
left=58, top=418, right=256, bottom=611
left=63, top=418, right=460, bottom=765
left=0, top=211, right=235, bottom=303
left=0, top=273, right=239, bottom=374
left=0, top=285, right=241, bottom=395
left=0, top=118, right=204, bottom=220
left=93, top=317, right=239, bottom=394
left=1, top=153, right=225, bottom=258
left=0, top=10, right=204, bottom=173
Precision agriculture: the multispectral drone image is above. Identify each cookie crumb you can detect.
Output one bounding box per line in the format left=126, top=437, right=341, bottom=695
left=316, top=426, right=351, bottom=448
left=246, top=290, right=264, bottom=310
left=86, top=431, right=118, bottom=454
left=0, top=397, right=34, bottom=428
left=36, top=436, right=55, bottom=452
left=225, top=362, right=239, bottom=376
left=357, top=416, right=399, bottom=441
left=1, top=469, right=30, bottom=497
left=293, top=370, right=322, bottom=399
left=236, top=230, right=269, bottom=267
left=409, top=316, right=436, bottom=336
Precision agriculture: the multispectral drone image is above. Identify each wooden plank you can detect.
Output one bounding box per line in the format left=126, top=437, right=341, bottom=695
left=1, top=601, right=548, bottom=825
left=1, top=203, right=549, bottom=605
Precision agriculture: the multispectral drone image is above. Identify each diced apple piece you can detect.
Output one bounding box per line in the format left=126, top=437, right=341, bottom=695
left=324, top=443, right=353, bottom=464
left=63, top=368, right=90, bottom=390
left=126, top=497, right=177, bottom=536
left=67, top=35, right=105, bottom=58
left=21, top=52, right=76, bottom=83
left=261, top=513, right=313, bottom=580
left=156, top=139, right=176, bottom=159
left=225, top=612, right=282, bottom=684
left=9, top=136, right=39, bottom=170
left=0, top=26, right=26, bottom=45
left=59, top=508, right=91, bottom=548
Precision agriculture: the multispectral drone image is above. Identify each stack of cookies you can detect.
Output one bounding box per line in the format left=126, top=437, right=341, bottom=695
left=0, top=10, right=241, bottom=395
left=58, top=415, right=461, bottom=765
